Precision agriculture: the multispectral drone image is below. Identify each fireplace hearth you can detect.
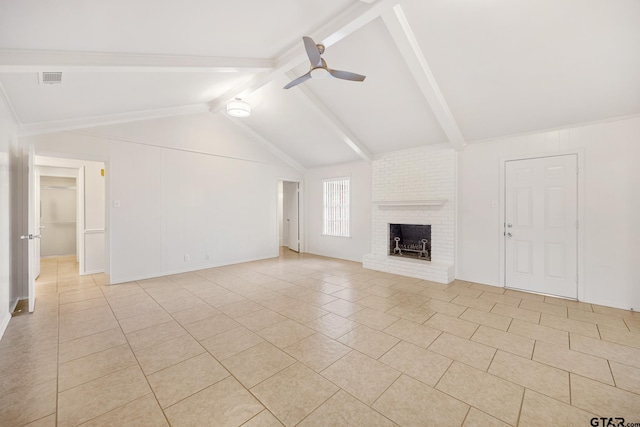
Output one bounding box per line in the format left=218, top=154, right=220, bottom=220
left=389, top=224, right=431, bottom=261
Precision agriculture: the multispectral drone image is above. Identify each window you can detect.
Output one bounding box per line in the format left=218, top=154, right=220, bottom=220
left=323, top=177, right=350, bottom=237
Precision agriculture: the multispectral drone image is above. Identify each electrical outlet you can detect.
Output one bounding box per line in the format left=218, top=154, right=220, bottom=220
left=184, top=254, right=190, bottom=261
left=205, top=253, right=211, bottom=260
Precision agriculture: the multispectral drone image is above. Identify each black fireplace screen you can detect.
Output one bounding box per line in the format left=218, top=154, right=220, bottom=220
left=389, top=224, right=431, bottom=261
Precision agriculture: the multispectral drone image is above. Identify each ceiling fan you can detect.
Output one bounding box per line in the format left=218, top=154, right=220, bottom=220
left=283, top=36, right=366, bottom=89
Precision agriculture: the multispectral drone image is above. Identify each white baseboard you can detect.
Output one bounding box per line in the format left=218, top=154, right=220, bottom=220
left=108, top=254, right=278, bottom=285
left=0, top=312, right=11, bottom=342
left=9, top=297, right=19, bottom=314
left=455, top=275, right=637, bottom=311
left=82, top=269, right=104, bottom=276
left=305, top=249, right=363, bottom=263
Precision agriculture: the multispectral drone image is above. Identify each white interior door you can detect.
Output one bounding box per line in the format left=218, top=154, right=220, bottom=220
left=26, top=145, right=37, bottom=312
left=283, top=181, right=299, bottom=252
left=78, top=166, right=85, bottom=275
left=34, top=167, right=41, bottom=278
left=505, top=154, right=578, bottom=298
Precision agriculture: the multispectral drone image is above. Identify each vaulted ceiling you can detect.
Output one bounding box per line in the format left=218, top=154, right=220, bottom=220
left=1, top=0, right=639, bottom=169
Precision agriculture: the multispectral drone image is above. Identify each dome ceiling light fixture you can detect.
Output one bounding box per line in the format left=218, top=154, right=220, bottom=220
left=226, top=98, right=251, bottom=118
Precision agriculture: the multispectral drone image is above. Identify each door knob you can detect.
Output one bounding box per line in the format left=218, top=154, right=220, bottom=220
left=506, top=223, right=513, bottom=228
left=506, top=232, right=513, bottom=237
left=20, top=234, right=41, bottom=240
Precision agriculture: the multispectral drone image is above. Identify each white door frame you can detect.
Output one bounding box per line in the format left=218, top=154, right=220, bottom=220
left=499, top=149, right=585, bottom=300
left=27, top=145, right=35, bottom=312
left=34, top=155, right=108, bottom=277
left=34, top=165, right=41, bottom=279
left=277, top=178, right=303, bottom=254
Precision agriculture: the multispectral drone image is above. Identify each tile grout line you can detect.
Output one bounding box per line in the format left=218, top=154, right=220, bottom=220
left=51, top=257, right=105, bottom=425
left=240, top=408, right=282, bottom=426
left=368, top=372, right=402, bottom=409
left=606, top=359, right=617, bottom=388
left=313, top=348, right=398, bottom=411
left=29, top=254, right=640, bottom=426
left=514, top=385, right=526, bottom=426
left=431, top=357, right=454, bottom=391
left=136, top=277, right=241, bottom=413
left=568, top=372, right=574, bottom=408
left=458, top=406, right=472, bottom=427
left=485, top=347, right=499, bottom=373
left=55, top=258, right=60, bottom=427
left=292, top=388, right=342, bottom=426
left=147, top=275, right=316, bottom=421
left=96, top=281, right=172, bottom=426
left=427, top=362, right=501, bottom=424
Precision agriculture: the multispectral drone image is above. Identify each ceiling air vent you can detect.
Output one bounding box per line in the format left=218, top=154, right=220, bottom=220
left=39, top=72, right=63, bottom=85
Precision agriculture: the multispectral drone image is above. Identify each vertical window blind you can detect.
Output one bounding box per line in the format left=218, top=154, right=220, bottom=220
left=323, top=177, right=350, bottom=237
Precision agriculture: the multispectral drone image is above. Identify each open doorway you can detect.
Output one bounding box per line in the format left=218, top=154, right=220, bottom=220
left=39, top=174, right=77, bottom=262
left=35, top=157, right=106, bottom=279
left=278, top=180, right=301, bottom=254
left=12, top=148, right=108, bottom=315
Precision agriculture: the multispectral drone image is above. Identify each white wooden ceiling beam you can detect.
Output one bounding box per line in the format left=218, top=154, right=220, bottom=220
left=223, top=115, right=306, bottom=173
left=209, top=0, right=399, bottom=113
left=286, top=71, right=372, bottom=163
left=0, top=49, right=273, bottom=73
left=17, top=104, right=210, bottom=136
left=382, top=5, right=466, bottom=150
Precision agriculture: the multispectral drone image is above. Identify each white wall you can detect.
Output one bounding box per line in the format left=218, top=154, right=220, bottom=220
left=305, top=160, right=371, bottom=263
left=457, top=116, right=640, bottom=310
left=83, top=163, right=105, bottom=273
left=0, top=90, right=18, bottom=338
left=25, top=131, right=109, bottom=162
left=25, top=113, right=303, bottom=284
left=277, top=181, right=283, bottom=247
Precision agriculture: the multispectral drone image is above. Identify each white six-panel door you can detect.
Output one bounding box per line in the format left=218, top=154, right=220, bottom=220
left=505, top=154, right=578, bottom=298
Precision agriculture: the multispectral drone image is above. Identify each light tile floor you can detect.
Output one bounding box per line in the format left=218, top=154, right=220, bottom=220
left=1, top=251, right=640, bottom=426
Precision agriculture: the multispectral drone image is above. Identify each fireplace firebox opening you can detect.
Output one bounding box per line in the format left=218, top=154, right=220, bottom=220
left=389, top=224, right=431, bottom=261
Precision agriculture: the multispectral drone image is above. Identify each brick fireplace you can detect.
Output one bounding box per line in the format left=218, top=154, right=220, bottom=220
left=363, top=145, right=455, bottom=283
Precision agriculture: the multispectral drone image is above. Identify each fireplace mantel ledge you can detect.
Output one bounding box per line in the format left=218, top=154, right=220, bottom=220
left=372, top=199, right=447, bottom=207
